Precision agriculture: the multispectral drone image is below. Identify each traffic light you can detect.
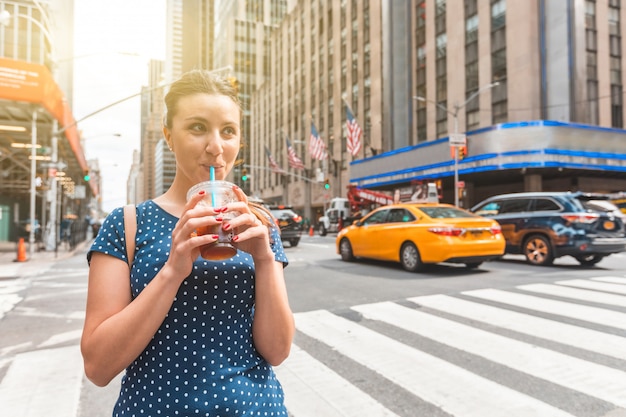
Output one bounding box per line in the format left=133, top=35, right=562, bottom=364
left=241, top=168, right=248, bottom=182
left=83, top=170, right=90, bottom=182
left=324, top=179, right=330, bottom=190
left=458, top=145, right=468, bottom=160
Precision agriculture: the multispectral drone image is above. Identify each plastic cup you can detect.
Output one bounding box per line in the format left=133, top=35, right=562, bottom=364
left=186, top=180, right=240, bottom=260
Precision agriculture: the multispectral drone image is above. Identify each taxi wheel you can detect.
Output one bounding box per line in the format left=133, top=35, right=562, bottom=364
left=339, top=238, right=355, bottom=261
left=523, top=234, right=554, bottom=266
left=400, top=242, right=423, bottom=272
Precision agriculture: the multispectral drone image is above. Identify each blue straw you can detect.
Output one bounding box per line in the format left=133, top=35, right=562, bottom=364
left=209, top=166, right=217, bottom=205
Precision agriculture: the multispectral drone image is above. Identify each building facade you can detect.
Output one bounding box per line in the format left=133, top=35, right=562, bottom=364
left=250, top=0, right=626, bottom=218
left=250, top=0, right=384, bottom=220
left=214, top=0, right=289, bottom=193
left=0, top=0, right=92, bottom=247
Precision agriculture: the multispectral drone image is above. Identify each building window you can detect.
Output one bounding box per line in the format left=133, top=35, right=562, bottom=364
left=491, top=0, right=507, bottom=123
left=435, top=0, right=446, bottom=35
left=609, top=2, right=622, bottom=128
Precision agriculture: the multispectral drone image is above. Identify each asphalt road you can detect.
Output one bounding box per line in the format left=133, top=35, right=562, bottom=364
left=1, top=235, right=625, bottom=416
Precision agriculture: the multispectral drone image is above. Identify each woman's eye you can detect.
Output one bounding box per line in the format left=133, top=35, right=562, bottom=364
left=223, top=127, right=236, bottom=136
left=189, top=123, right=206, bottom=132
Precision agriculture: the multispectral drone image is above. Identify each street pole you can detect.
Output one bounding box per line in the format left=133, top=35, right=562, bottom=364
left=29, top=110, right=37, bottom=258
left=45, top=121, right=59, bottom=251
left=453, top=110, right=460, bottom=207
left=414, top=81, right=499, bottom=206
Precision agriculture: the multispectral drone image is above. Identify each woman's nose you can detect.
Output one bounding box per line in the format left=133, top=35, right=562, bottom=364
left=204, top=131, right=223, bottom=154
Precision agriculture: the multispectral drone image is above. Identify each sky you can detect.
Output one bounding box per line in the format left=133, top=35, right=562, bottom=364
left=72, top=0, right=166, bottom=214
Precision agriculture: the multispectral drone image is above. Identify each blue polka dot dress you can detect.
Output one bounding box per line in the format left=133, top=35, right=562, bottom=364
left=88, top=201, right=290, bottom=416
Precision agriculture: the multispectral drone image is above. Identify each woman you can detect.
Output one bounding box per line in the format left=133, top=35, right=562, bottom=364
left=81, top=69, right=295, bottom=416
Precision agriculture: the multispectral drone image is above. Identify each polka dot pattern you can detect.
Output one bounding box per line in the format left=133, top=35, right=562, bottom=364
left=89, top=201, right=289, bottom=416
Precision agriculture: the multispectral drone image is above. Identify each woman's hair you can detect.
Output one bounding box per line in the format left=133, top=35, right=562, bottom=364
left=163, top=69, right=242, bottom=129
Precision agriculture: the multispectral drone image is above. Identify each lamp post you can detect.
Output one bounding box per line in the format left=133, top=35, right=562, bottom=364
left=414, top=81, right=499, bottom=206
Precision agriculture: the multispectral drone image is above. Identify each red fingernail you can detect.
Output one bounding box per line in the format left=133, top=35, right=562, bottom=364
left=198, top=190, right=206, bottom=196
left=214, top=216, right=223, bottom=222
left=223, top=223, right=231, bottom=230
left=217, top=207, right=228, bottom=213
left=211, top=234, right=219, bottom=239
left=232, top=235, right=239, bottom=241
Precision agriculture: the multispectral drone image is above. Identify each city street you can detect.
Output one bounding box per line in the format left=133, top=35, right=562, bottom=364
left=1, top=235, right=626, bottom=416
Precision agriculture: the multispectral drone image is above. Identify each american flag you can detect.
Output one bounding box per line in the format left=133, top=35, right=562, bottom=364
left=286, top=137, right=305, bottom=170
left=265, top=146, right=286, bottom=174
left=309, top=122, right=328, bottom=160
left=345, top=105, right=362, bottom=157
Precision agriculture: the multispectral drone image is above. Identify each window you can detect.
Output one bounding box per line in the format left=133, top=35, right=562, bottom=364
left=388, top=209, right=414, bottom=223
left=532, top=199, right=561, bottom=212
left=500, top=199, right=531, bottom=214
left=363, top=210, right=389, bottom=225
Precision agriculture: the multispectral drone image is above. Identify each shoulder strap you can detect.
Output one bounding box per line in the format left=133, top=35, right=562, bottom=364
left=123, top=204, right=137, bottom=266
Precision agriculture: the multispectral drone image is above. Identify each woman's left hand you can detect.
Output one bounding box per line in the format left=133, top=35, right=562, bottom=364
left=224, top=186, right=274, bottom=261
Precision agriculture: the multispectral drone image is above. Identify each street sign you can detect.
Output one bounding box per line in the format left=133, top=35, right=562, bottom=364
left=449, top=133, right=466, bottom=146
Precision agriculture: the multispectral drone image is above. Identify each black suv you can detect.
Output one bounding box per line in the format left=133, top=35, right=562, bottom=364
left=268, top=205, right=303, bottom=247
left=471, top=192, right=626, bottom=266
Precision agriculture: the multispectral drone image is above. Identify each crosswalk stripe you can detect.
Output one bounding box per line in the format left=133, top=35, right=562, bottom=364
left=0, top=345, right=83, bottom=417
left=274, top=344, right=400, bottom=417
left=408, top=294, right=626, bottom=360
left=353, top=301, right=626, bottom=408
left=295, top=310, right=575, bottom=417
left=464, top=288, right=626, bottom=330
left=555, top=279, right=626, bottom=295
left=591, top=276, right=626, bottom=285
left=518, top=283, right=626, bottom=307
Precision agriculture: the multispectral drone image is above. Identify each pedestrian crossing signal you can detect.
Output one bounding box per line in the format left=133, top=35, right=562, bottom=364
left=241, top=168, right=248, bottom=182
left=324, top=179, right=330, bottom=190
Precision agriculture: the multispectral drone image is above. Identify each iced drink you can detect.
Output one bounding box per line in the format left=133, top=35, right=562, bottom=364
left=187, top=180, right=239, bottom=260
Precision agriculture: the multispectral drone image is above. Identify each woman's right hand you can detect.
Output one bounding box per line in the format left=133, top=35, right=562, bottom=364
left=163, top=190, right=221, bottom=280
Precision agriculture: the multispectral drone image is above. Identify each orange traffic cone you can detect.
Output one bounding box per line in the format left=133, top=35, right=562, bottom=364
left=15, top=237, right=27, bottom=262
left=309, top=226, right=314, bottom=236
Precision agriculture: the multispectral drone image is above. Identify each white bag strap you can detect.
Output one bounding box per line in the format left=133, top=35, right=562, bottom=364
left=123, top=204, right=137, bottom=266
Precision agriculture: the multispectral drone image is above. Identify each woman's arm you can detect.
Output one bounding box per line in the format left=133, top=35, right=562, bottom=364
left=251, top=255, right=295, bottom=366
left=81, top=193, right=222, bottom=386
left=80, top=253, right=183, bottom=386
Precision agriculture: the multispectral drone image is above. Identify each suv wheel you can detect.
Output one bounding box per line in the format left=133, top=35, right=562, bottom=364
left=289, top=238, right=300, bottom=247
left=523, top=234, right=554, bottom=266
left=575, top=254, right=604, bottom=266
left=318, top=224, right=327, bottom=236
left=339, top=238, right=355, bottom=261
left=400, top=242, right=423, bottom=272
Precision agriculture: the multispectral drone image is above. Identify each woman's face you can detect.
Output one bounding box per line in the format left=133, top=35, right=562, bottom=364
left=164, top=93, right=241, bottom=184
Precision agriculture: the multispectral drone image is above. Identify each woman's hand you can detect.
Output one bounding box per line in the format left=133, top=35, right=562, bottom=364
left=225, top=186, right=275, bottom=262
left=165, top=190, right=222, bottom=279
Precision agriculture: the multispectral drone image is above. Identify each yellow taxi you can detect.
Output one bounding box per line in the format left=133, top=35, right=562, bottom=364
left=611, top=197, right=626, bottom=215
left=336, top=202, right=505, bottom=272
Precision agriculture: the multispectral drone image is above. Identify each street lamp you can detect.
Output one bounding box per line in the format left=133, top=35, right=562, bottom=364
left=414, top=81, right=499, bottom=206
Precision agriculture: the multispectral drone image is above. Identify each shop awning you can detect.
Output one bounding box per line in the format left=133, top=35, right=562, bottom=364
left=0, top=57, right=98, bottom=196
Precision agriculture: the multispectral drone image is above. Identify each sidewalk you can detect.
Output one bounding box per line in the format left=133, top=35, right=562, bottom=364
left=0, top=239, right=91, bottom=277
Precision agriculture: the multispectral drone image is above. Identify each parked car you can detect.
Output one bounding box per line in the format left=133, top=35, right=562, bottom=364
left=268, top=205, right=303, bottom=247
left=336, top=202, right=505, bottom=272
left=471, top=191, right=626, bottom=266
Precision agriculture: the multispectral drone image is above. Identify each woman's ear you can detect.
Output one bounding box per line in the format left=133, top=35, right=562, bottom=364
left=163, top=126, right=173, bottom=151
